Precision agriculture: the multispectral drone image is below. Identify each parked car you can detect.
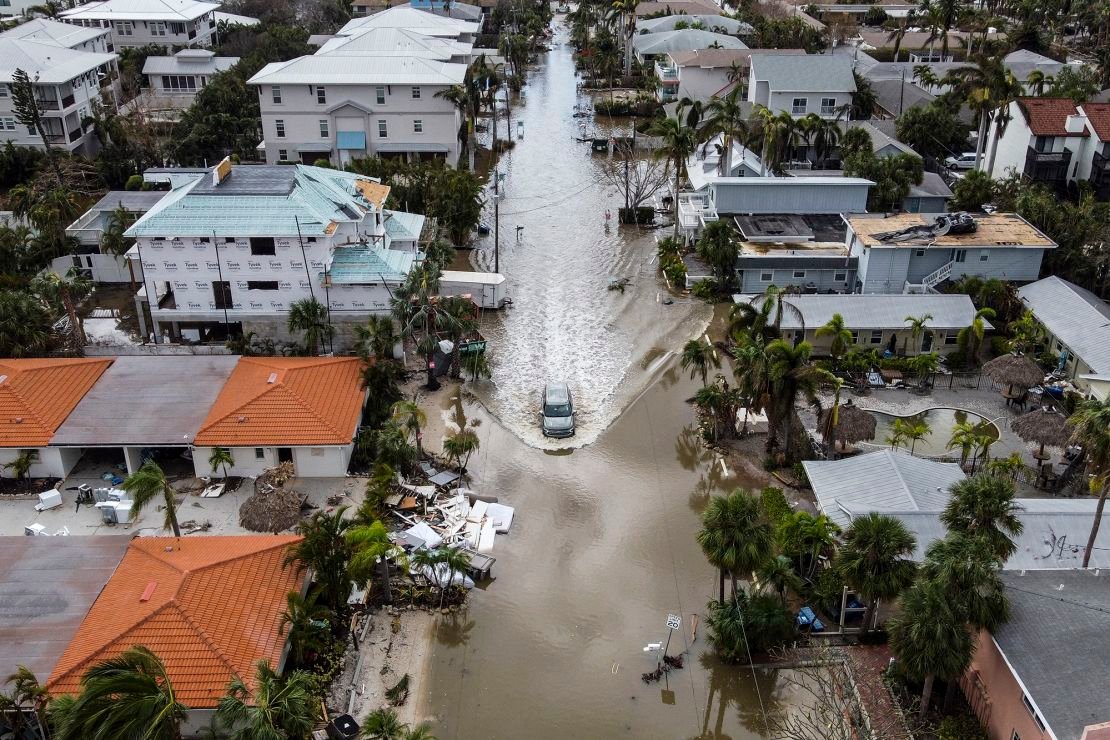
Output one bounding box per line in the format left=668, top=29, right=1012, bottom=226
left=944, top=152, right=978, bottom=170
left=540, top=382, right=575, bottom=437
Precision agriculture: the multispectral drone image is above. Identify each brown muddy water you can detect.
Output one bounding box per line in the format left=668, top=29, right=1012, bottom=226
left=421, top=17, right=810, bottom=739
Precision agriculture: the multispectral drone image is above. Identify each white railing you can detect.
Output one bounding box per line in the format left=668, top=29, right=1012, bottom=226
left=677, top=193, right=718, bottom=229
left=922, top=260, right=954, bottom=289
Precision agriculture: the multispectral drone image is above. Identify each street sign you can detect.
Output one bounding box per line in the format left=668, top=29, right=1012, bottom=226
left=666, top=614, right=681, bottom=631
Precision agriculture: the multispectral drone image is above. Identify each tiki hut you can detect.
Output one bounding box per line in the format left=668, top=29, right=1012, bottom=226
left=982, top=354, right=1044, bottom=396
left=818, top=399, right=877, bottom=455
left=1011, top=407, right=1071, bottom=460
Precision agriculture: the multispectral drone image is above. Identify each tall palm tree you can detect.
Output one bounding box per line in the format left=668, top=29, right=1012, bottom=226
left=888, top=577, right=974, bottom=719
left=886, top=418, right=909, bottom=451
left=391, top=398, right=427, bottom=458
left=815, top=313, right=853, bottom=365
left=121, top=460, right=181, bottom=538
left=649, top=115, right=696, bottom=239
left=905, top=419, right=932, bottom=455
left=755, top=554, right=803, bottom=604
left=702, top=86, right=749, bottom=177
left=777, top=511, right=840, bottom=580
left=353, top=314, right=397, bottom=361
left=1068, top=397, right=1110, bottom=568
left=766, top=339, right=823, bottom=463
left=732, top=341, right=771, bottom=434
left=442, top=428, right=479, bottom=472
left=944, top=56, right=1022, bottom=172
left=956, top=307, right=996, bottom=366
left=610, top=0, right=640, bottom=78
left=696, top=488, right=774, bottom=602
left=216, top=660, right=316, bottom=740
left=920, top=0, right=962, bottom=59
left=286, top=297, right=333, bottom=356
left=439, top=296, right=478, bottom=379
left=435, top=84, right=474, bottom=169
left=904, top=313, right=934, bottom=354
left=1026, top=69, right=1051, bottom=95
left=50, top=646, right=187, bottom=740
left=208, top=447, right=233, bottom=479
left=3, top=666, right=47, bottom=739
left=31, top=267, right=91, bottom=351
left=835, top=512, right=917, bottom=633
left=286, top=508, right=353, bottom=612
left=919, top=533, right=1011, bottom=632
left=347, top=519, right=402, bottom=603
left=681, top=337, right=720, bottom=386
left=391, top=265, right=459, bottom=391
left=279, top=591, right=332, bottom=666
left=941, top=473, right=1024, bottom=561
left=947, top=421, right=979, bottom=466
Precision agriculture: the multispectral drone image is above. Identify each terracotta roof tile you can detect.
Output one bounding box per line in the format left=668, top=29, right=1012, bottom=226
left=1017, top=97, right=1087, bottom=137
left=46, top=535, right=305, bottom=708
left=1083, top=103, right=1110, bottom=141
left=0, top=359, right=112, bottom=447
left=193, top=357, right=364, bottom=447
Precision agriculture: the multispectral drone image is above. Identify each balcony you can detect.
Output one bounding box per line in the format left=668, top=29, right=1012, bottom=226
left=35, top=98, right=61, bottom=111
left=69, top=128, right=83, bottom=143
left=1024, top=146, right=1071, bottom=184
left=654, top=62, right=678, bottom=81
left=1092, top=150, right=1110, bottom=196
left=677, top=193, right=718, bottom=231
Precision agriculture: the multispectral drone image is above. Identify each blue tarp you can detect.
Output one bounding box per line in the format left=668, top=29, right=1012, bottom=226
left=337, top=131, right=366, bottom=150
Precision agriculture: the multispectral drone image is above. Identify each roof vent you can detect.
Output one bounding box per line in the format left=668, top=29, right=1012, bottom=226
left=267, top=372, right=278, bottom=384
left=140, top=581, right=157, bottom=602
left=11, top=417, right=22, bottom=424
left=238, top=415, right=248, bottom=423
left=0, top=374, right=7, bottom=385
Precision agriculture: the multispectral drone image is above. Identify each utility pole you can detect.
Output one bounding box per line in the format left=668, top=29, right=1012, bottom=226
left=494, top=169, right=500, bottom=274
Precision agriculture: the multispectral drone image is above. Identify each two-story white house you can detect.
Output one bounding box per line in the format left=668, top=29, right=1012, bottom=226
left=141, top=48, right=238, bottom=109
left=0, top=34, right=117, bottom=156
left=248, top=40, right=467, bottom=166
left=60, top=0, right=220, bottom=53
left=337, top=5, right=479, bottom=44
left=1, top=17, right=113, bottom=54
left=747, top=53, right=856, bottom=118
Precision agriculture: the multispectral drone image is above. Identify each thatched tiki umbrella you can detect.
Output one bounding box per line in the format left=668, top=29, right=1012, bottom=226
left=819, top=399, right=877, bottom=457
left=982, top=354, right=1044, bottom=397
left=1011, top=407, right=1071, bottom=460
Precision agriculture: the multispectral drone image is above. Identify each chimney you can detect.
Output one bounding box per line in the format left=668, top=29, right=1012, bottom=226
left=1065, top=113, right=1088, bottom=135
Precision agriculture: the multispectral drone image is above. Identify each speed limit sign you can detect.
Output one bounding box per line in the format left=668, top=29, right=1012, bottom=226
left=666, top=614, right=681, bottom=631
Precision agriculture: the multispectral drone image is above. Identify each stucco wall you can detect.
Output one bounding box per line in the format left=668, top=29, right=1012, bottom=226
left=0, top=446, right=82, bottom=479
left=192, top=444, right=353, bottom=478
left=963, top=631, right=1051, bottom=740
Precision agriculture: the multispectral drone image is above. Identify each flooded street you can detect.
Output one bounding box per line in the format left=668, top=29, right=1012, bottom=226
left=421, top=18, right=807, bottom=739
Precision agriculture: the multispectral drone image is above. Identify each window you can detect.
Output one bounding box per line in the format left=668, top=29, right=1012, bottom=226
left=791, top=97, right=808, bottom=115
left=979, top=253, right=988, bottom=261
left=169, top=21, right=185, bottom=34
left=849, top=330, right=859, bottom=343
left=944, top=331, right=958, bottom=345
left=249, top=237, right=275, bottom=256
left=0, top=117, right=14, bottom=131
left=1034, top=136, right=1054, bottom=153
left=870, top=330, right=883, bottom=344
left=413, top=119, right=423, bottom=134
left=914, top=249, right=926, bottom=257
left=954, top=249, right=967, bottom=263
left=247, top=280, right=279, bottom=290
left=278, top=149, right=288, bottom=161
left=116, top=20, right=133, bottom=35
left=271, top=85, right=282, bottom=104
left=275, top=119, right=285, bottom=138
left=160, top=75, right=197, bottom=91
left=378, top=119, right=387, bottom=138
left=150, top=21, right=167, bottom=36
left=224, top=237, right=236, bottom=244
left=0, top=85, right=8, bottom=99
left=212, top=281, right=232, bottom=309
left=820, top=97, right=836, bottom=115
left=411, top=86, right=420, bottom=99
left=254, top=448, right=265, bottom=460
left=319, top=119, right=329, bottom=137
left=792, top=270, right=806, bottom=279
left=760, top=271, right=773, bottom=282
left=316, top=85, right=327, bottom=104
left=1021, top=695, right=1046, bottom=731
left=375, top=86, right=385, bottom=104
left=834, top=271, right=846, bottom=282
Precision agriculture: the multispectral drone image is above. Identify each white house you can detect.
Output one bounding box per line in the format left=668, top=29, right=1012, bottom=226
left=60, top=0, right=221, bottom=52
left=1018, top=276, right=1110, bottom=399
left=654, top=48, right=804, bottom=104
left=0, top=18, right=113, bottom=54
left=984, top=98, right=1091, bottom=190
left=141, top=48, right=238, bottom=107
left=62, top=189, right=165, bottom=284
left=747, top=53, right=856, bottom=118
left=337, top=5, right=479, bottom=43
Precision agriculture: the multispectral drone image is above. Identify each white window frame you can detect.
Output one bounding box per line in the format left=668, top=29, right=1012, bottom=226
left=413, top=119, right=423, bottom=134
left=760, top=271, right=773, bottom=282
left=791, top=97, right=808, bottom=115
left=278, top=149, right=288, bottom=161
left=944, top=331, right=958, bottom=345
left=375, top=86, right=386, bottom=105
left=271, top=85, right=282, bottom=104
left=254, top=448, right=265, bottom=460
left=0, top=117, right=15, bottom=131
left=316, top=85, right=326, bottom=104
left=820, top=97, right=836, bottom=115
left=834, top=271, right=846, bottom=282
left=116, top=20, right=133, bottom=35
left=0, top=85, right=8, bottom=98
left=150, top=21, right=167, bottom=36
left=319, top=119, right=329, bottom=137
left=792, top=270, right=806, bottom=279
left=275, top=119, right=285, bottom=138
left=377, top=119, right=387, bottom=138
left=870, top=330, right=883, bottom=344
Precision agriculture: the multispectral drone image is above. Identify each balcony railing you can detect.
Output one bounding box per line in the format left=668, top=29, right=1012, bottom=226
left=1024, top=146, right=1071, bottom=183
left=1093, top=150, right=1110, bottom=175
left=35, top=98, right=60, bottom=110
left=654, top=62, right=678, bottom=80
left=68, top=128, right=82, bottom=143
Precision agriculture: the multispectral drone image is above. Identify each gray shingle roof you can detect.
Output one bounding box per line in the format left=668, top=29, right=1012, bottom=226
left=748, top=53, right=856, bottom=93
left=734, top=293, right=985, bottom=331
left=1019, top=276, right=1110, bottom=375
left=993, top=570, right=1110, bottom=739
left=802, top=450, right=965, bottom=527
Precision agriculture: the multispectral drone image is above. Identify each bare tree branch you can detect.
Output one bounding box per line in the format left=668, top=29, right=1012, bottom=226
left=600, top=148, right=671, bottom=212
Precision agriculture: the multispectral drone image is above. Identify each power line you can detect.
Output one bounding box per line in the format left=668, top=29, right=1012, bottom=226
left=499, top=180, right=600, bottom=216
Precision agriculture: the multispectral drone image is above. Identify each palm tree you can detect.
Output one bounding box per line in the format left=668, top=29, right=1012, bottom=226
left=50, top=646, right=187, bottom=740
left=362, top=707, right=437, bottom=739
left=766, top=339, right=824, bottom=463
left=121, top=460, right=181, bottom=538
left=941, top=473, right=1024, bottom=561
left=279, top=591, right=332, bottom=666
left=681, top=337, right=719, bottom=386
left=347, top=519, right=402, bottom=603
left=702, top=86, right=749, bottom=177
left=944, top=56, right=1022, bottom=172
left=696, top=219, right=738, bottom=287
left=2, top=450, right=36, bottom=490
left=216, top=660, right=316, bottom=740
left=755, top=554, right=803, bottom=604
left=904, top=313, right=934, bottom=355
left=649, top=115, right=696, bottom=239
left=777, top=511, right=840, bottom=580
left=1026, top=69, right=1051, bottom=95
left=888, top=577, right=974, bottom=719
left=391, top=398, right=427, bottom=458
left=886, top=418, right=909, bottom=451
left=610, top=0, right=640, bottom=78
left=732, top=341, right=770, bottom=435
left=287, top=297, right=333, bottom=356
left=919, top=533, right=1010, bottom=632
left=696, top=488, right=774, bottom=602
left=442, top=428, right=479, bottom=472
left=31, top=267, right=91, bottom=351
left=694, top=383, right=727, bottom=442
left=208, top=447, right=233, bottom=479
left=947, top=421, right=979, bottom=466
left=435, top=84, right=474, bottom=169
left=437, top=547, right=471, bottom=608
left=887, top=18, right=911, bottom=62
left=905, top=419, right=931, bottom=455
left=815, top=313, right=853, bottom=365
left=286, top=508, right=353, bottom=612
left=1068, top=397, right=1110, bottom=568
left=2, top=666, right=47, bottom=739
left=802, top=114, right=840, bottom=169
left=0, top=290, right=50, bottom=358
left=835, top=512, right=917, bottom=633
left=956, top=307, right=996, bottom=366
left=439, top=296, right=478, bottom=379
left=353, top=314, right=397, bottom=361
left=391, top=266, right=459, bottom=391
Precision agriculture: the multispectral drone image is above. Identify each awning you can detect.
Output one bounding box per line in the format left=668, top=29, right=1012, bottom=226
left=337, top=131, right=366, bottom=150
left=375, top=142, right=450, bottom=153
left=296, top=144, right=334, bottom=152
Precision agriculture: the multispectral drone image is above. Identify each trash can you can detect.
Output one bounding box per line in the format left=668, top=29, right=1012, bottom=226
left=326, top=714, right=359, bottom=740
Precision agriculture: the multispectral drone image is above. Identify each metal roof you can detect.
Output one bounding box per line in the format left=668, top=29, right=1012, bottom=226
left=992, top=570, right=1110, bottom=740
left=1019, top=276, right=1110, bottom=375
left=142, top=52, right=239, bottom=76
left=0, top=38, right=115, bottom=84
left=212, top=10, right=259, bottom=26
left=637, top=14, right=754, bottom=35
left=0, top=536, right=132, bottom=682
left=748, top=53, right=856, bottom=93
left=802, top=450, right=965, bottom=527
left=0, top=18, right=109, bottom=48
left=51, top=355, right=240, bottom=446
left=60, top=0, right=218, bottom=22
left=248, top=54, right=467, bottom=86
left=325, top=244, right=415, bottom=284
left=632, top=29, right=747, bottom=56
left=733, top=293, right=984, bottom=331
left=315, top=26, right=471, bottom=59
left=383, top=209, right=425, bottom=241
left=338, top=6, right=479, bottom=37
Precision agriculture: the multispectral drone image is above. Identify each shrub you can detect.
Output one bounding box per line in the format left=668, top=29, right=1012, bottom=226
left=707, top=592, right=794, bottom=661
left=762, top=456, right=777, bottom=471
left=990, top=335, right=1012, bottom=357
left=791, top=462, right=809, bottom=487
left=937, top=714, right=988, bottom=740
left=759, top=487, right=792, bottom=525
left=691, top=280, right=717, bottom=301
left=125, top=174, right=144, bottom=191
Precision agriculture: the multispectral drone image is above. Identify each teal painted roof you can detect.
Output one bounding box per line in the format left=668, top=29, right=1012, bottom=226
left=126, top=164, right=384, bottom=238
left=383, top=209, right=425, bottom=241
left=325, top=244, right=415, bottom=284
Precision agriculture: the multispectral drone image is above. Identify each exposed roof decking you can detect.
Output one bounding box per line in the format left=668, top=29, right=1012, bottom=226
left=847, top=212, right=1056, bottom=248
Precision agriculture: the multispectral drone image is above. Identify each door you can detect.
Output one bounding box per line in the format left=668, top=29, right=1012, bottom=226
left=277, top=448, right=294, bottom=466
left=921, top=331, right=934, bottom=352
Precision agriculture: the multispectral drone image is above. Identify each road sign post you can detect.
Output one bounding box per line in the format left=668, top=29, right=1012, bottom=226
left=662, top=614, right=681, bottom=660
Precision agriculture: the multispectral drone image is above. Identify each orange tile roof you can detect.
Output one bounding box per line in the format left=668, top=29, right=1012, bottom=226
left=46, top=535, right=305, bottom=708
left=0, top=359, right=113, bottom=447
left=1017, top=97, right=1088, bottom=137
left=1083, top=103, right=1110, bottom=142
left=193, top=357, right=365, bottom=447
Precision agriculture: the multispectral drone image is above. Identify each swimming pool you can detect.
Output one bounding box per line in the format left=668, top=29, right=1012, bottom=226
left=867, top=408, right=1000, bottom=458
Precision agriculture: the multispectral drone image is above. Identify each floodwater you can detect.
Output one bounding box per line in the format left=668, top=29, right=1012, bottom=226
left=421, top=18, right=809, bottom=739
left=869, top=407, right=1000, bottom=458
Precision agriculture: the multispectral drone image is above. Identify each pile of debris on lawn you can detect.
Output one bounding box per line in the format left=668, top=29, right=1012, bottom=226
left=239, top=462, right=312, bottom=533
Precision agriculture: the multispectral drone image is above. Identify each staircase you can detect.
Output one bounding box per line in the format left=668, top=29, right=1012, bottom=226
left=904, top=260, right=955, bottom=294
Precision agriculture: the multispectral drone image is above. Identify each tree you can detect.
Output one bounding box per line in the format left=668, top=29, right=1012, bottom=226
left=649, top=115, right=696, bottom=239
left=610, top=0, right=640, bottom=78
left=888, top=578, right=974, bottom=719
left=944, top=56, right=1023, bottom=172
left=776, top=511, right=840, bottom=580
left=347, top=518, right=401, bottom=603
left=287, top=297, right=333, bottom=356
left=843, top=149, right=924, bottom=211
left=391, top=398, right=427, bottom=459
left=208, top=447, right=233, bottom=479
left=903, top=313, right=933, bottom=355
left=442, top=428, right=480, bottom=472
left=707, top=591, right=794, bottom=661
left=279, top=591, right=332, bottom=666
left=438, top=296, right=477, bottom=379
left=896, top=102, right=971, bottom=160
left=1046, top=64, right=1101, bottom=103
left=0, top=666, right=47, bottom=739
left=32, top=268, right=92, bottom=351
left=849, top=72, right=878, bottom=120
left=956, top=307, right=995, bottom=366
left=216, top=660, right=316, bottom=740
left=766, top=339, right=824, bottom=463
left=815, top=313, right=853, bottom=365
left=801, top=114, right=840, bottom=169
left=947, top=420, right=979, bottom=466
left=121, top=460, right=182, bottom=538
left=681, top=337, right=720, bottom=386
left=3, top=450, right=37, bottom=489
left=904, top=419, right=931, bottom=455
left=0, top=290, right=51, bottom=358
left=919, top=533, right=1010, bottom=632
left=391, top=265, right=459, bottom=390
left=50, top=646, right=187, bottom=740
left=10, top=68, right=63, bottom=186
left=941, top=473, right=1024, bottom=561
left=835, top=512, right=917, bottom=633
left=286, top=508, right=353, bottom=612
left=601, top=150, right=670, bottom=222
left=1067, top=396, right=1110, bottom=568
left=702, top=86, right=750, bottom=177
left=951, top=169, right=994, bottom=211
left=100, top=205, right=137, bottom=257
left=755, top=554, right=803, bottom=604
left=696, top=488, right=774, bottom=602
left=362, top=707, right=437, bottom=740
